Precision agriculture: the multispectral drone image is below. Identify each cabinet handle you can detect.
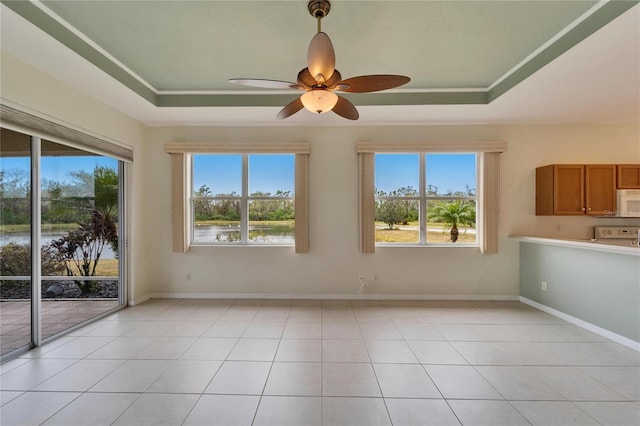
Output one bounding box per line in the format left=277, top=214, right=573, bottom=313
left=588, top=207, right=592, bottom=211
left=582, top=207, right=586, bottom=211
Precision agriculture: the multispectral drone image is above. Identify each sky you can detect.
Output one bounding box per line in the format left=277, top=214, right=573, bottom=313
left=2, top=153, right=476, bottom=197
left=376, top=153, right=476, bottom=195
left=1, top=156, right=117, bottom=186
left=193, top=154, right=295, bottom=195
left=191, top=153, right=476, bottom=196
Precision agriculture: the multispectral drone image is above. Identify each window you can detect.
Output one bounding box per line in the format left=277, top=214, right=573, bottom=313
left=192, top=154, right=295, bottom=244
left=357, top=141, right=505, bottom=254
left=165, top=142, right=310, bottom=253
left=375, top=153, right=477, bottom=245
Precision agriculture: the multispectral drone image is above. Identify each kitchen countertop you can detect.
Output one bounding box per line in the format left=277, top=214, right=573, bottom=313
left=512, top=236, right=640, bottom=256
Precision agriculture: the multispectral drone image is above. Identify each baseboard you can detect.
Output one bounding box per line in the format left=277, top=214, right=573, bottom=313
left=520, top=296, right=640, bottom=352
left=148, top=292, right=519, bottom=301
left=128, top=293, right=151, bottom=306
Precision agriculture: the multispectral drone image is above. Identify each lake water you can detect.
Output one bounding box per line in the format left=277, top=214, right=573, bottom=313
left=194, top=224, right=294, bottom=244
left=2, top=224, right=295, bottom=254
left=1, top=231, right=117, bottom=259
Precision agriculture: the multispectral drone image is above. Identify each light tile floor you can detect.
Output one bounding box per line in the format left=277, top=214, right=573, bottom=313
left=1, top=299, right=639, bottom=425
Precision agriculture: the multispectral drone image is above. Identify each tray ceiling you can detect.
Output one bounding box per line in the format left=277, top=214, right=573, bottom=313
left=1, top=0, right=639, bottom=125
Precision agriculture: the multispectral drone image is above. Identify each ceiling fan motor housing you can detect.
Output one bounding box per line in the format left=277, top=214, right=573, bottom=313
left=308, top=0, right=330, bottom=19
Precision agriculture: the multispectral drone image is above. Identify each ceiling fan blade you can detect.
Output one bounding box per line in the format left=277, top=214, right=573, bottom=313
left=307, top=32, right=335, bottom=82
left=229, top=78, right=299, bottom=90
left=277, top=98, right=304, bottom=120
left=332, top=96, right=359, bottom=120
left=337, top=75, right=410, bottom=93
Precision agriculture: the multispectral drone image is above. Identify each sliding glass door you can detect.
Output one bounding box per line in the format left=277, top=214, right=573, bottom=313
left=1, top=129, right=126, bottom=360
left=0, top=129, right=32, bottom=356
left=39, top=140, right=122, bottom=339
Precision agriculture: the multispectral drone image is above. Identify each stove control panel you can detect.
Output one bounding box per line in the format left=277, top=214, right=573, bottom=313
left=594, top=226, right=640, bottom=239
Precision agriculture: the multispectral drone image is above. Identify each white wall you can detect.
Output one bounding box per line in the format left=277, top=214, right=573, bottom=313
left=0, top=52, right=151, bottom=302
left=143, top=123, right=639, bottom=299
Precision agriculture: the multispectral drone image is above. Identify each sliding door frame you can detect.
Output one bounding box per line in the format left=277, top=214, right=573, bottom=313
left=1, top=124, right=129, bottom=361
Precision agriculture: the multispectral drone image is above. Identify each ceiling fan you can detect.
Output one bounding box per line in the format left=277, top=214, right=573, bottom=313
left=229, top=0, right=411, bottom=120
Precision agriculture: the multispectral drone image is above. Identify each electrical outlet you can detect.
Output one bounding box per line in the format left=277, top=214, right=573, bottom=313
left=541, top=281, right=547, bottom=291
left=555, top=224, right=561, bottom=232
left=187, top=273, right=192, bottom=281
left=357, top=276, right=367, bottom=293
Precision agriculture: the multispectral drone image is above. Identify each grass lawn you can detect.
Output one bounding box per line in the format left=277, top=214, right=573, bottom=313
left=92, top=259, right=119, bottom=276
left=375, top=222, right=477, bottom=243
left=51, top=259, right=119, bottom=277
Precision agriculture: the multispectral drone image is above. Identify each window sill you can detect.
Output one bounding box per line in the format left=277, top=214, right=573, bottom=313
left=375, top=243, right=479, bottom=248
left=189, top=243, right=295, bottom=248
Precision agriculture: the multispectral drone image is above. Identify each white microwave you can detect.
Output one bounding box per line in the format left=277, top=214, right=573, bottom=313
left=617, top=190, right=640, bottom=217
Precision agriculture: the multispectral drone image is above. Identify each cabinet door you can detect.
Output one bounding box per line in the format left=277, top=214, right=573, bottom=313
left=554, top=165, right=584, bottom=215
left=585, top=165, right=616, bottom=215
left=617, top=165, right=640, bottom=189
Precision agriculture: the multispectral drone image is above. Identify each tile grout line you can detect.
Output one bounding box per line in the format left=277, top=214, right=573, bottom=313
left=320, top=300, right=324, bottom=426
left=354, top=300, right=395, bottom=426
left=249, top=298, right=287, bottom=426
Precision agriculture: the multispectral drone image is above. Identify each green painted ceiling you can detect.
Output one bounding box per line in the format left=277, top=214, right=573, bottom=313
left=3, top=0, right=637, bottom=108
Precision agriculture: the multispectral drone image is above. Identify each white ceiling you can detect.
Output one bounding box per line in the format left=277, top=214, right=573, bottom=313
left=1, top=1, right=639, bottom=126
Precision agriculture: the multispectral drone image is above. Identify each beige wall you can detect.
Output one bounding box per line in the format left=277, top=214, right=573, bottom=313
left=3, top=52, right=639, bottom=301
left=143, top=123, right=639, bottom=299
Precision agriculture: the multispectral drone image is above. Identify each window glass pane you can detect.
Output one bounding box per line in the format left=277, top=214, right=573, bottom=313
left=249, top=200, right=295, bottom=244
left=425, top=154, right=476, bottom=196
left=193, top=198, right=242, bottom=243
left=426, top=199, right=477, bottom=243
left=193, top=154, right=241, bottom=196
left=375, top=199, right=419, bottom=243
left=375, top=154, right=419, bottom=195
left=1, top=128, right=32, bottom=356
left=249, top=154, right=294, bottom=196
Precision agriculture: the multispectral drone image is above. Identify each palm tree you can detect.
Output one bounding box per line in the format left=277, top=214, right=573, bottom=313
left=427, top=200, right=475, bottom=242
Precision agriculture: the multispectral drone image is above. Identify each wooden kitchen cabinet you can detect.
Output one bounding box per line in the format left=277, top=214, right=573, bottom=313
left=585, top=165, right=617, bottom=215
left=617, top=164, right=640, bottom=189
left=536, top=164, right=616, bottom=215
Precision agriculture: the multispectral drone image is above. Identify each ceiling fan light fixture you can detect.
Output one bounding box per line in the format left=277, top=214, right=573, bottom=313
left=301, top=89, right=338, bottom=114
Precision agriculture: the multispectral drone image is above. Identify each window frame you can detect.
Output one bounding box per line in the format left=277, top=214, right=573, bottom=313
left=357, top=141, right=505, bottom=254
left=375, top=153, right=479, bottom=247
left=165, top=142, right=310, bottom=253
left=190, top=153, right=296, bottom=245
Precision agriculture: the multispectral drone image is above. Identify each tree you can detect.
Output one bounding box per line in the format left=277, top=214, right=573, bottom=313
left=249, top=192, right=272, bottom=221
left=395, top=186, right=418, bottom=222
left=427, top=200, right=476, bottom=242
left=194, top=185, right=213, bottom=220
left=49, top=210, right=117, bottom=294
left=0, top=169, right=31, bottom=225
left=375, top=190, right=404, bottom=230
left=93, top=166, right=119, bottom=220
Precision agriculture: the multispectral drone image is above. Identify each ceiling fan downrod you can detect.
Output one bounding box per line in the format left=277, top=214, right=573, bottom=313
left=308, top=0, right=330, bottom=32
